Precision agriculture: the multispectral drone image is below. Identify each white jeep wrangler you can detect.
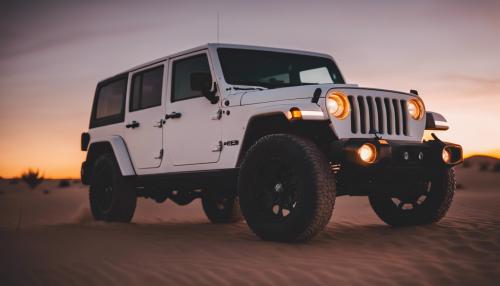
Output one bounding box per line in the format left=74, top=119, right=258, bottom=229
left=81, top=43, right=463, bottom=242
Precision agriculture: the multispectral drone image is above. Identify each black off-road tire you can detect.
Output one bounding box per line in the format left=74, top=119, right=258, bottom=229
left=89, top=153, right=137, bottom=222
left=369, top=168, right=455, bottom=227
left=238, top=134, right=336, bottom=242
left=202, top=188, right=243, bottom=224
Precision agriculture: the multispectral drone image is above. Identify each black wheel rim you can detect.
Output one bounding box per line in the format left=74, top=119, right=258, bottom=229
left=388, top=181, right=431, bottom=212
left=95, top=167, right=114, bottom=214
left=253, top=156, right=300, bottom=220
left=214, top=195, right=229, bottom=212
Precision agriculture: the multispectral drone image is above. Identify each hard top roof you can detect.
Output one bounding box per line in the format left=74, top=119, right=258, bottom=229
left=99, top=43, right=333, bottom=84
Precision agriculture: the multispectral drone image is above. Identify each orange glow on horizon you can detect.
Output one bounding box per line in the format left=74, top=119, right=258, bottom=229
left=0, top=148, right=498, bottom=180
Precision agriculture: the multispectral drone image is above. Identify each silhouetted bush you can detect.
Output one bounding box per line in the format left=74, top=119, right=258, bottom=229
left=493, top=162, right=500, bottom=172
left=58, top=179, right=70, bottom=188
left=462, top=160, right=471, bottom=168
left=72, top=179, right=80, bottom=184
left=479, top=162, right=490, bottom=172
left=9, top=178, right=19, bottom=185
left=21, top=169, right=44, bottom=189
left=456, top=183, right=465, bottom=190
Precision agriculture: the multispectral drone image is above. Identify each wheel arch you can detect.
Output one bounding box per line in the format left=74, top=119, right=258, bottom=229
left=236, top=112, right=336, bottom=167
left=84, top=136, right=136, bottom=184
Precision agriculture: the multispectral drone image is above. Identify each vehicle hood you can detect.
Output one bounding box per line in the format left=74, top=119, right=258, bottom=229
left=239, top=84, right=416, bottom=105
left=239, top=84, right=348, bottom=105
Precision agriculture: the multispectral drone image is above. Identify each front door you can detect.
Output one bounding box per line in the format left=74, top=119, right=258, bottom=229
left=163, top=51, right=222, bottom=166
left=124, top=63, right=166, bottom=169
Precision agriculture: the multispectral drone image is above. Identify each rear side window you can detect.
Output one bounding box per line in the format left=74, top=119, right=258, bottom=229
left=90, top=76, right=127, bottom=128
left=171, top=54, right=211, bottom=102
left=130, top=65, right=164, bottom=111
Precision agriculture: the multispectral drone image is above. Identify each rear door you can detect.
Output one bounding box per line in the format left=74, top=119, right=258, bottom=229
left=124, top=63, right=166, bottom=169
left=163, top=51, right=222, bottom=166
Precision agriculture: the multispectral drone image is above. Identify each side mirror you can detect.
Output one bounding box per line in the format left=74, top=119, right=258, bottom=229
left=191, top=72, right=219, bottom=104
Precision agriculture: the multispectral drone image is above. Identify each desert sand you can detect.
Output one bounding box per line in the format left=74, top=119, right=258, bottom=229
left=1, top=166, right=499, bottom=286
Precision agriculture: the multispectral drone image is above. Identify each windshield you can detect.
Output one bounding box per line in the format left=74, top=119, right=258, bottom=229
left=217, top=48, right=345, bottom=89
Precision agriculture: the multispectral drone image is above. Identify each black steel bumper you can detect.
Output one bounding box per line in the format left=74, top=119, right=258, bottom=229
left=329, top=137, right=463, bottom=171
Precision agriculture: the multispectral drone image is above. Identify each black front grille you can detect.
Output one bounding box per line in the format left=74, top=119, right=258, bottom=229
left=348, top=95, right=409, bottom=136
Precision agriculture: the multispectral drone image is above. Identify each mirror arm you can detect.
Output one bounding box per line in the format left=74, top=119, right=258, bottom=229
left=206, top=82, right=219, bottom=104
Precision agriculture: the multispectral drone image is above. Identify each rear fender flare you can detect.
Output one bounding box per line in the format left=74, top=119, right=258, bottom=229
left=87, top=136, right=136, bottom=176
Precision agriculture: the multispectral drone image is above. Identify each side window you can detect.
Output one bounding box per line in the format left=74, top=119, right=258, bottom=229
left=130, top=65, right=164, bottom=111
left=171, top=54, right=211, bottom=102
left=91, top=76, right=127, bottom=128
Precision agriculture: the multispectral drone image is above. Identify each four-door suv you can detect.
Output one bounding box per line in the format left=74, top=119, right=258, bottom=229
left=81, top=43, right=463, bottom=242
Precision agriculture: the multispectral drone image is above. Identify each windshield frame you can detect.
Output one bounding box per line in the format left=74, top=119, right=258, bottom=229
left=214, top=47, right=345, bottom=90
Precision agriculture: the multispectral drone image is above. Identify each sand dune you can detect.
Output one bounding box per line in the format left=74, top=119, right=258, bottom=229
left=0, top=168, right=499, bottom=285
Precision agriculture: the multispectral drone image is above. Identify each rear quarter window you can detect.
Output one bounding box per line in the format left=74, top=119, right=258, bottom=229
left=90, top=75, right=127, bottom=128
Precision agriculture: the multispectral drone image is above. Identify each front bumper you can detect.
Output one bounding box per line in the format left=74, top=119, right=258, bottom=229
left=329, top=137, right=462, bottom=196
left=329, top=137, right=463, bottom=171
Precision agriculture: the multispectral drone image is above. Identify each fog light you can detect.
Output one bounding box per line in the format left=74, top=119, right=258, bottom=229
left=418, top=152, right=424, bottom=160
left=442, top=147, right=452, bottom=163
left=358, top=143, right=377, bottom=164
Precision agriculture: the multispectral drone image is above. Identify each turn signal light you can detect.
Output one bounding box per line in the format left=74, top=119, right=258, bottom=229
left=287, top=108, right=303, bottom=120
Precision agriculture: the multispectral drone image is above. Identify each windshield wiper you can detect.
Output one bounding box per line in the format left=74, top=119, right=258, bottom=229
left=228, top=85, right=268, bottom=91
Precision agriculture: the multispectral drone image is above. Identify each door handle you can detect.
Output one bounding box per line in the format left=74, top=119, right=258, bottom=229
left=126, top=121, right=140, bottom=129
left=165, top=112, right=182, bottom=120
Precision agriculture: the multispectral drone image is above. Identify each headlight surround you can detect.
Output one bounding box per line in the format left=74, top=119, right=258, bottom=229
left=407, top=98, right=425, bottom=120
left=326, top=90, right=350, bottom=120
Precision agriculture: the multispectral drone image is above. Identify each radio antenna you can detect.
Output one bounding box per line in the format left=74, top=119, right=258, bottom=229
left=217, top=11, right=220, bottom=42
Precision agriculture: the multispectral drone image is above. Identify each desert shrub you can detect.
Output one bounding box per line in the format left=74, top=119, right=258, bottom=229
left=58, top=179, right=70, bottom=188
left=9, top=178, right=19, bottom=185
left=493, top=162, right=500, bottom=172
left=21, top=169, right=44, bottom=189
left=479, top=162, right=490, bottom=172
left=462, top=160, right=471, bottom=168
left=72, top=179, right=81, bottom=184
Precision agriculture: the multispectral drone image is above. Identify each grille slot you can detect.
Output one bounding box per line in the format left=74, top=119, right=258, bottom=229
left=375, top=97, right=384, bottom=134
left=357, top=96, right=367, bottom=134
left=400, top=100, right=408, bottom=135
left=348, top=95, right=409, bottom=137
left=393, top=99, right=401, bottom=135
left=348, top=96, right=357, bottom=133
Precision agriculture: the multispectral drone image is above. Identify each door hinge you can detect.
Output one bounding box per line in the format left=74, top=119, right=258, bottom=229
left=212, top=141, right=223, bottom=152
left=155, top=149, right=164, bottom=160
left=211, top=109, right=222, bottom=120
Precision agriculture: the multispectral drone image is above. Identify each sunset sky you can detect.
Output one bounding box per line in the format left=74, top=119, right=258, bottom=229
left=1, top=0, right=499, bottom=178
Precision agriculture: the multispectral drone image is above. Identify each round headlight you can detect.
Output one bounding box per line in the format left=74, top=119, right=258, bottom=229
left=358, top=143, right=377, bottom=164
left=326, top=91, right=350, bottom=120
left=407, top=98, right=424, bottom=120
